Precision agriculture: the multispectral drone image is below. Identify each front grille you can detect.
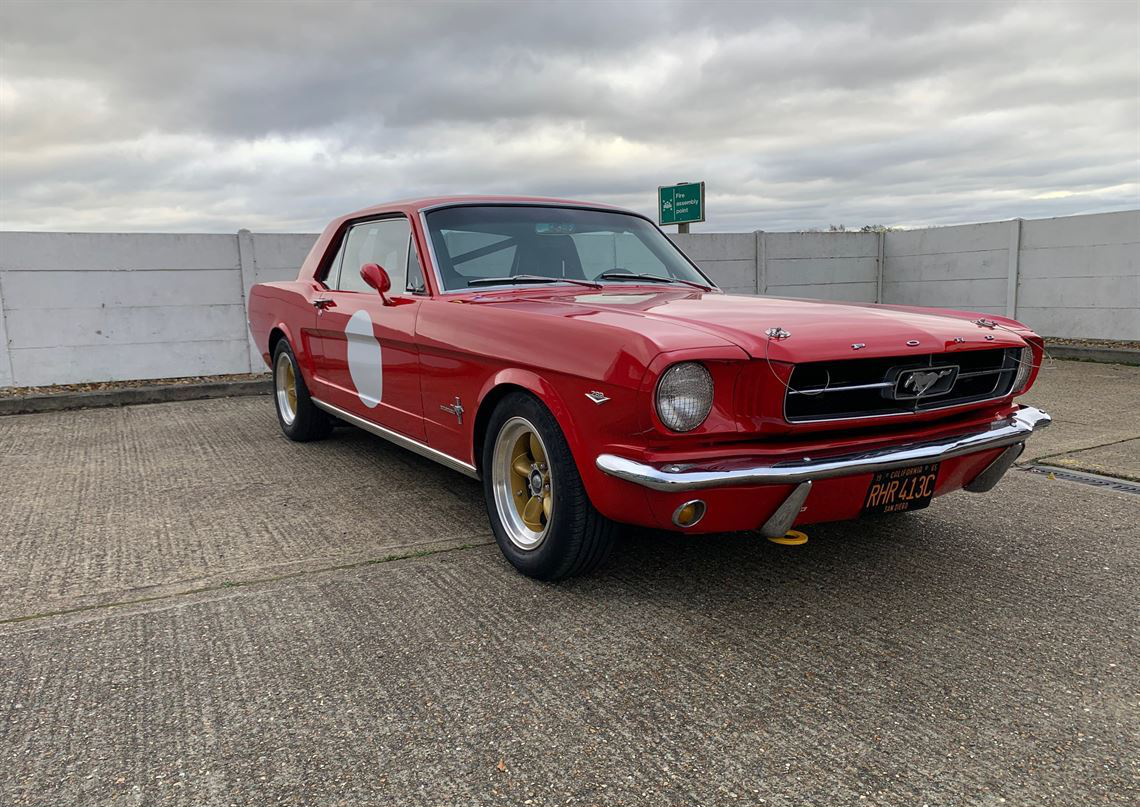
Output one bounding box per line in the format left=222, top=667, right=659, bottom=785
left=784, top=348, right=1018, bottom=423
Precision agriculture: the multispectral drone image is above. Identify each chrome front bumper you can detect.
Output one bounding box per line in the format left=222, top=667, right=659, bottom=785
left=596, top=405, right=1051, bottom=493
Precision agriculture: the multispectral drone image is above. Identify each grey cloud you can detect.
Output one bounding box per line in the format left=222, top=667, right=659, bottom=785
left=0, top=0, right=1136, bottom=233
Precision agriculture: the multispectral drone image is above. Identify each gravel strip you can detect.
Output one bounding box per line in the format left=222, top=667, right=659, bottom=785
left=0, top=373, right=270, bottom=399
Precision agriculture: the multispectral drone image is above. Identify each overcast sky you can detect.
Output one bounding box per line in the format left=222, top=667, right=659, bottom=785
left=1, top=0, right=1137, bottom=233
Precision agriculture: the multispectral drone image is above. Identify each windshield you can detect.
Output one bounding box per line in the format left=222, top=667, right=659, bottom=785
left=423, top=205, right=714, bottom=292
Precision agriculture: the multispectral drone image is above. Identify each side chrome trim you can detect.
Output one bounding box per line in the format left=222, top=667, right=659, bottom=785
left=311, top=397, right=479, bottom=480
left=595, top=405, right=1051, bottom=493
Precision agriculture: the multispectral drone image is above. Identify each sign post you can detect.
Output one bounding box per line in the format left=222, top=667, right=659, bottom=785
left=658, top=181, right=705, bottom=234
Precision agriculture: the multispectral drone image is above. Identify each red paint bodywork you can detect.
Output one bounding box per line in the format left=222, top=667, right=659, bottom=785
left=247, top=196, right=1044, bottom=533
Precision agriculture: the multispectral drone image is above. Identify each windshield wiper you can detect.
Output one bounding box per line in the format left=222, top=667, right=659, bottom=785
left=467, top=274, right=602, bottom=289
left=596, top=270, right=712, bottom=291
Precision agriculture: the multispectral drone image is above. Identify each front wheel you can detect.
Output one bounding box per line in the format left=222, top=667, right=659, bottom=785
left=482, top=392, right=618, bottom=580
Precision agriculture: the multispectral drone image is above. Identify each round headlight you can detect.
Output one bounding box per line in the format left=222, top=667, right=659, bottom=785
left=656, top=362, right=713, bottom=432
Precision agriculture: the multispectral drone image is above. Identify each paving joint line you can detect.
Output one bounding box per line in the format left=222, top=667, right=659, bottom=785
left=0, top=541, right=494, bottom=625
left=1026, top=433, right=1140, bottom=465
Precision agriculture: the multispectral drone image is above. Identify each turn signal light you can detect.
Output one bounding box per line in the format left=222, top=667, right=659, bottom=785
left=672, top=499, right=707, bottom=528
left=1012, top=346, right=1034, bottom=393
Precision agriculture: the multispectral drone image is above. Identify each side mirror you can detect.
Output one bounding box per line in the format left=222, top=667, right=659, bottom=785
left=360, top=263, right=393, bottom=305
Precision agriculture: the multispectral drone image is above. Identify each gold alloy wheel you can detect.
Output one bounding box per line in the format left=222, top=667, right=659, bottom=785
left=492, top=417, right=554, bottom=550
left=275, top=351, right=299, bottom=426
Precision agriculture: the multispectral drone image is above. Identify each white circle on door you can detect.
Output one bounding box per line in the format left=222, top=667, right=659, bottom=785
left=345, top=309, right=383, bottom=408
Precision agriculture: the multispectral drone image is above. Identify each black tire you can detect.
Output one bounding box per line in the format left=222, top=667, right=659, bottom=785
left=272, top=339, right=333, bottom=442
left=481, top=391, right=618, bottom=580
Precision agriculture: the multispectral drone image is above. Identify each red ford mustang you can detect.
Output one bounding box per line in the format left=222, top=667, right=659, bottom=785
left=248, top=196, right=1050, bottom=580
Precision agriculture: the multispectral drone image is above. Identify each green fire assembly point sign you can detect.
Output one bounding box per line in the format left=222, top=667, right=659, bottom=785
left=658, top=181, right=705, bottom=225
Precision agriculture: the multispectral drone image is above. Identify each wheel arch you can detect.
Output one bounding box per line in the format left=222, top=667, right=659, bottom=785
left=266, top=322, right=318, bottom=381
left=472, top=369, right=586, bottom=478
left=268, top=326, right=288, bottom=358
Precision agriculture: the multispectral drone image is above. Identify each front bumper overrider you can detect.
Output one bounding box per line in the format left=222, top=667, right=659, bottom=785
left=595, top=405, right=1051, bottom=493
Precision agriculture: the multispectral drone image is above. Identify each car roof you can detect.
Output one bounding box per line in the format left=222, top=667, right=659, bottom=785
left=341, top=194, right=630, bottom=219
left=299, top=195, right=644, bottom=287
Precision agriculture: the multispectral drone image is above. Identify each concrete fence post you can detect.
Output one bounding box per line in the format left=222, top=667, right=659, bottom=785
left=755, top=230, right=767, bottom=295
left=236, top=229, right=258, bottom=373
left=0, top=272, right=14, bottom=387
left=1006, top=218, right=1022, bottom=319
left=876, top=230, right=886, bottom=304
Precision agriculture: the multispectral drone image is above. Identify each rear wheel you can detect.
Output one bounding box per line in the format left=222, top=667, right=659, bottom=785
left=482, top=392, right=617, bottom=580
left=272, top=340, right=332, bottom=441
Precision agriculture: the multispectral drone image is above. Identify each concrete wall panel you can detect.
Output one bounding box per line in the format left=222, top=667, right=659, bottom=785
left=885, top=250, right=1009, bottom=282
left=882, top=278, right=1008, bottom=309
left=1018, top=275, right=1139, bottom=310
left=1020, top=210, right=1140, bottom=249
left=248, top=233, right=319, bottom=275
left=9, top=339, right=252, bottom=386
left=880, top=220, right=1013, bottom=319
left=669, top=233, right=758, bottom=293
left=699, top=259, right=756, bottom=290
left=766, top=257, right=878, bottom=287
left=1014, top=211, right=1138, bottom=338
left=5, top=304, right=247, bottom=349
left=885, top=221, right=1008, bottom=257
left=671, top=233, right=755, bottom=261
left=1017, top=243, right=1138, bottom=279
left=0, top=232, right=238, bottom=272
left=769, top=282, right=879, bottom=302
left=1017, top=307, right=1140, bottom=341
left=766, top=231, right=877, bottom=259
left=2, top=268, right=243, bottom=310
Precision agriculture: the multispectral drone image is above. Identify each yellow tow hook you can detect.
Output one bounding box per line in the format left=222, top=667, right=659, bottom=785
left=768, top=529, right=808, bottom=546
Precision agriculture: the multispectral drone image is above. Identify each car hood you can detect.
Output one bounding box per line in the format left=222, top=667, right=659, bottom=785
left=478, top=288, right=1030, bottom=361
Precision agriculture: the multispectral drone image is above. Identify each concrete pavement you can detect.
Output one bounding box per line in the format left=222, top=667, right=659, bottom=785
left=1019, top=359, right=1140, bottom=464
left=1, top=360, right=1137, bottom=806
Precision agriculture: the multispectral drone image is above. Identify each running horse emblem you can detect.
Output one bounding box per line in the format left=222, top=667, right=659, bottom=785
left=903, top=368, right=954, bottom=396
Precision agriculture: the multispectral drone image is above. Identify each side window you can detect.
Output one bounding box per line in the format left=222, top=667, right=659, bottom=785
left=406, top=235, right=426, bottom=293
left=335, top=218, right=411, bottom=293
left=324, top=237, right=348, bottom=288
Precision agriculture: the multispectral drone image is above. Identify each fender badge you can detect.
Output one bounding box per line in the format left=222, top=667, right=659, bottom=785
left=585, top=391, right=610, bottom=405
left=851, top=343, right=866, bottom=350
left=440, top=396, right=464, bottom=424
left=906, top=340, right=920, bottom=347
left=765, top=327, right=792, bottom=340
